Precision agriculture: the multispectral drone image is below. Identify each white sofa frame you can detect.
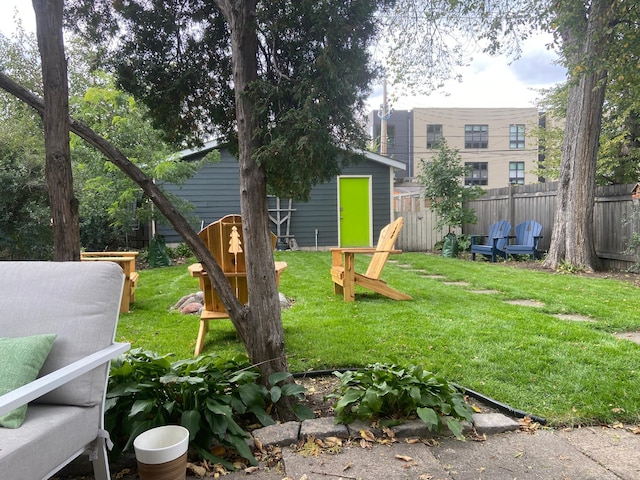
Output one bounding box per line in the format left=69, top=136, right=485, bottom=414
left=0, top=261, right=130, bottom=480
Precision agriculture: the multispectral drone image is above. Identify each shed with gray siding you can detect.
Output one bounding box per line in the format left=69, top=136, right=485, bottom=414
left=156, top=142, right=405, bottom=248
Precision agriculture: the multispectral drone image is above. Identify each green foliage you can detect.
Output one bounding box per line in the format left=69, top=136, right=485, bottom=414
left=106, top=349, right=313, bottom=466
left=66, top=0, right=379, bottom=201
left=417, top=140, right=484, bottom=232
left=330, top=363, right=473, bottom=440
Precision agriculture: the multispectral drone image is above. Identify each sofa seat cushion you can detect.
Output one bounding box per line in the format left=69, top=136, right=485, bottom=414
left=0, top=404, right=101, bottom=480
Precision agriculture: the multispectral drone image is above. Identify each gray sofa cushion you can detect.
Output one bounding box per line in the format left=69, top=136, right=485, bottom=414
left=0, top=404, right=101, bottom=480
left=0, top=261, right=124, bottom=407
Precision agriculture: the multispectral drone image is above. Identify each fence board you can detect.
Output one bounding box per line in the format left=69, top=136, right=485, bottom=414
left=394, top=182, right=639, bottom=270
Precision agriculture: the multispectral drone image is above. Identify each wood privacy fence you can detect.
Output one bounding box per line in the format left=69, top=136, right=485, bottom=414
left=394, top=182, right=639, bottom=270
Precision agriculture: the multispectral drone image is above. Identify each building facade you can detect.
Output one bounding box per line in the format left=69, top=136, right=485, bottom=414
left=413, top=107, right=540, bottom=189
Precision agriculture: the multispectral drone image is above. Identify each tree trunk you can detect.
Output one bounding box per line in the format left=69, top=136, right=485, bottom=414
left=216, top=0, right=294, bottom=417
left=32, top=0, right=80, bottom=261
left=543, top=0, right=611, bottom=272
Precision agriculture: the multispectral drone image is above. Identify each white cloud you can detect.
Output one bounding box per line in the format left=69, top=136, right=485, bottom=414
left=1, top=2, right=35, bottom=36
left=370, top=33, right=566, bottom=111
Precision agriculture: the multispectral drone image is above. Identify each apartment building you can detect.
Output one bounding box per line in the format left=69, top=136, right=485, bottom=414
left=413, top=108, right=539, bottom=189
left=367, top=109, right=414, bottom=178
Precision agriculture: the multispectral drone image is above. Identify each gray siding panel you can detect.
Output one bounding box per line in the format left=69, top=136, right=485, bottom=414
left=158, top=149, right=394, bottom=248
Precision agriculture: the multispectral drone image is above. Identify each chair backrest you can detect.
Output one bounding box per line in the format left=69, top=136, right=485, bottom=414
left=0, top=261, right=124, bottom=407
left=488, top=220, right=511, bottom=251
left=364, top=217, right=404, bottom=279
left=514, top=220, right=542, bottom=246
left=199, top=214, right=278, bottom=275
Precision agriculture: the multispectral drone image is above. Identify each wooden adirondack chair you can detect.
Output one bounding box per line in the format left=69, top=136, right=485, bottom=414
left=330, top=217, right=411, bottom=302
left=188, top=215, right=287, bottom=356
left=470, top=220, right=511, bottom=262
left=505, top=220, right=543, bottom=259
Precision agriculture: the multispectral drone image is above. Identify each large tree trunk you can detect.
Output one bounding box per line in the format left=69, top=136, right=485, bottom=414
left=33, top=0, right=80, bottom=261
left=216, top=0, right=292, bottom=403
left=543, top=0, right=611, bottom=272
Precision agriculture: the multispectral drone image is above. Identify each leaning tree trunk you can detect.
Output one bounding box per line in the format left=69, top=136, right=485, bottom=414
left=543, top=0, right=611, bottom=272
left=33, top=0, right=80, bottom=261
left=216, top=0, right=294, bottom=415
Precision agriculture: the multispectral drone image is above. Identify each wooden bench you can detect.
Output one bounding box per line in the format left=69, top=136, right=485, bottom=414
left=188, top=215, right=287, bottom=356
left=331, top=217, right=411, bottom=302
left=81, top=252, right=139, bottom=313
left=0, top=261, right=130, bottom=480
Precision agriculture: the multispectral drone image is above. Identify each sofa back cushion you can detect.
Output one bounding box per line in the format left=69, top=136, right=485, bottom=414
left=0, top=261, right=124, bottom=407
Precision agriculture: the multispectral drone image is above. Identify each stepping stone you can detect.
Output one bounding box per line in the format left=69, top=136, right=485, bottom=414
left=396, top=264, right=413, bottom=268
left=553, top=314, right=595, bottom=323
left=614, top=332, right=640, bottom=344
left=470, top=289, right=500, bottom=294
left=421, top=274, right=445, bottom=279
left=443, top=281, right=471, bottom=287
left=409, top=269, right=427, bottom=273
left=504, top=299, right=545, bottom=307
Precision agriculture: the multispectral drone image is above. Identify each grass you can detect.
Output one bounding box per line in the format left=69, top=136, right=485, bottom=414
left=118, top=251, right=640, bottom=428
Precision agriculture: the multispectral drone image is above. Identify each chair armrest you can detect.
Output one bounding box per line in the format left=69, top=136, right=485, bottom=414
left=0, top=342, right=130, bottom=417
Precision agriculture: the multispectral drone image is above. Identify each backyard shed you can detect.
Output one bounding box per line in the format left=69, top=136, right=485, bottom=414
left=156, top=142, right=405, bottom=249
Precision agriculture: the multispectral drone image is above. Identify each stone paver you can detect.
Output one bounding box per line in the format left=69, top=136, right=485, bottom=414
left=505, top=299, right=545, bottom=307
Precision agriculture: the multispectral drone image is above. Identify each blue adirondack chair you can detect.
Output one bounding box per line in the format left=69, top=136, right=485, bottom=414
left=470, top=220, right=511, bottom=262
left=505, top=220, right=543, bottom=259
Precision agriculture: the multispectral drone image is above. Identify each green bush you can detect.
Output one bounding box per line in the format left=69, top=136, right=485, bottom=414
left=106, top=349, right=313, bottom=467
left=330, top=363, right=473, bottom=440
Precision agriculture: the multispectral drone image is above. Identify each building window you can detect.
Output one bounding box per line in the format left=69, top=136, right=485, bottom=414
left=509, top=161, right=525, bottom=185
left=464, top=124, right=488, bottom=148
left=374, top=124, right=396, bottom=149
left=510, top=124, right=525, bottom=149
left=426, top=124, right=443, bottom=148
left=465, top=162, right=488, bottom=186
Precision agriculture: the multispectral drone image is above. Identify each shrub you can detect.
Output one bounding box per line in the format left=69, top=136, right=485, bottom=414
left=330, top=363, right=473, bottom=440
left=106, top=349, right=313, bottom=468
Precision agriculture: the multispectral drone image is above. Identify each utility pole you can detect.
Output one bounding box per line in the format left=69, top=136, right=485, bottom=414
left=378, top=78, right=393, bottom=156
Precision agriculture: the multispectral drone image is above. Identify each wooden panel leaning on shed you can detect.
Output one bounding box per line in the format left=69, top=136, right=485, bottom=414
left=331, top=216, right=412, bottom=302
left=189, top=215, right=287, bottom=356
left=80, top=251, right=139, bottom=313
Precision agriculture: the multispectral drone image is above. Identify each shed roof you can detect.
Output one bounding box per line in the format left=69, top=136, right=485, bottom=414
left=175, top=140, right=406, bottom=171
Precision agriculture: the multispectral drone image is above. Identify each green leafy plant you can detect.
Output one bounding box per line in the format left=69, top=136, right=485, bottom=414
left=330, top=363, right=473, bottom=440
left=105, top=349, right=313, bottom=468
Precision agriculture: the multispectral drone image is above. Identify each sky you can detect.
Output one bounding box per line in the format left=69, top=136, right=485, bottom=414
left=2, top=2, right=566, bottom=111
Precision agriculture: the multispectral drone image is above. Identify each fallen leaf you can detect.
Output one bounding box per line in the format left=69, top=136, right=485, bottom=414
left=244, top=466, right=260, bottom=474
left=360, top=438, right=371, bottom=449
left=628, top=426, right=640, bottom=434
left=114, top=468, right=132, bottom=479
left=419, top=475, right=434, bottom=480
left=360, top=429, right=376, bottom=442
left=254, top=436, right=265, bottom=453
left=325, top=436, right=343, bottom=447
left=514, top=451, right=524, bottom=458
left=382, top=426, right=396, bottom=439
left=187, top=462, right=207, bottom=478
left=343, top=461, right=354, bottom=471
left=612, top=422, right=624, bottom=429
left=405, top=437, right=421, bottom=444
left=471, top=404, right=482, bottom=413
left=395, top=454, right=413, bottom=462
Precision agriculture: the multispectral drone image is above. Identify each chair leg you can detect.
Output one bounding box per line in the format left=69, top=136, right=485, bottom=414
left=194, top=317, right=209, bottom=357
left=92, top=438, right=110, bottom=480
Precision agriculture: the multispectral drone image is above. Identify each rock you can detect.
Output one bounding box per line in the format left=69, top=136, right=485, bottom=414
left=180, top=302, right=203, bottom=314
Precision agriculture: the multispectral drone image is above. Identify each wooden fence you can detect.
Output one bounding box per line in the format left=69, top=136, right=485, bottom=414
left=394, top=182, right=639, bottom=270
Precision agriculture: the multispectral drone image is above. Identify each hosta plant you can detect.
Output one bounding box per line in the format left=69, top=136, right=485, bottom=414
left=330, top=363, right=473, bottom=440
left=105, top=349, right=313, bottom=467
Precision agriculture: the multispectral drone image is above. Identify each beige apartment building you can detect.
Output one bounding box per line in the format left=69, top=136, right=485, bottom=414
left=412, top=108, right=540, bottom=189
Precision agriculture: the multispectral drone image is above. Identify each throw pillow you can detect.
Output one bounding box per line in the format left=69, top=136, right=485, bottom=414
left=0, top=334, right=56, bottom=428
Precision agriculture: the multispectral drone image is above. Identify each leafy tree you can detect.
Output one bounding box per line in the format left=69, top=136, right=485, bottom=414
left=62, top=0, right=381, bottom=417
left=381, top=0, right=640, bottom=272
left=417, top=140, right=483, bottom=233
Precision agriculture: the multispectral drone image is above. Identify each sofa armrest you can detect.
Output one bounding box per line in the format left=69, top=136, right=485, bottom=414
left=0, top=342, right=130, bottom=417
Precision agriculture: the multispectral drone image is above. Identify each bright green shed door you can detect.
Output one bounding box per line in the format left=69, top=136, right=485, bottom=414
left=338, top=176, right=371, bottom=247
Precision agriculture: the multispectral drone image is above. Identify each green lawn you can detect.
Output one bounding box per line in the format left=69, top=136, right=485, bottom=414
left=118, top=251, right=640, bottom=427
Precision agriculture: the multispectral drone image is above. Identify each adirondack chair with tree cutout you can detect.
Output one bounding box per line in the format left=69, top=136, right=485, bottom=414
left=330, top=217, right=412, bottom=302
left=188, top=214, right=287, bottom=356
left=505, top=220, right=543, bottom=260
left=470, top=220, right=511, bottom=262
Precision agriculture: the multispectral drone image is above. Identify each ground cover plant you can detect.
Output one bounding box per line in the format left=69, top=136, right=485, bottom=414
left=118, top=251, right=640, bottom=427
